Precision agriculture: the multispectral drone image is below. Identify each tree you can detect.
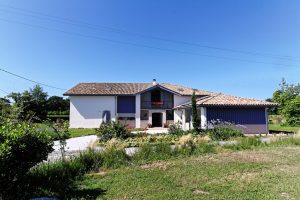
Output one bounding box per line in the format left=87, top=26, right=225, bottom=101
left=47, top=96, right=69, bottom=114
left=0, top=97, right=10, bottom=116
left=191, top=91, right=201, bottom=131
left=272, top=79, right=300, bottom=126
left=8, top=85, right=48, bottom=121
left=0, top=119, right=53, bottom=199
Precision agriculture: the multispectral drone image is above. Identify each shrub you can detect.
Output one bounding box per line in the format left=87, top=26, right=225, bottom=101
left=168, top=122, right=184, bottom=135
left=207, top=120, right=244, bottom=141
left=0, top=119, right=53, bottom=200
left=96, top=121, right=130, bottom=141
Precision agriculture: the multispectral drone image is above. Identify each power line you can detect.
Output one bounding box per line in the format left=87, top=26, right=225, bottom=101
left=0, top=18, right=299, bottom=69
left=0, top=88, right=9, bottom=95
left=0, top=68, right=67, bottom=90
left=0, top=3, right=299, bottom=61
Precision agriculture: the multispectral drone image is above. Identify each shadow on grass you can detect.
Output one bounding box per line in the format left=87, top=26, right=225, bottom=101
left=66, top=188, right=106, bottom=199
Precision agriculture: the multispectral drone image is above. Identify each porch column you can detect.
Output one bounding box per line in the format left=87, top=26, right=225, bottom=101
left=200, top=107, right=207, bottom=129
left=162, top=111, right=167, bottom=127
left=182, top=109, right=186, bottom=130
left=135, top=94, right=141, bottom=128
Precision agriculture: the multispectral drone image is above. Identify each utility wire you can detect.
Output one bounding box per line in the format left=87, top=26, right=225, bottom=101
left=0, top=18, right=299, bottom=69
left=0, top=88, right=9, bottom=95
left=0, top=3, right=299, bottom=61
left=0, top=68, right=67, bottom=90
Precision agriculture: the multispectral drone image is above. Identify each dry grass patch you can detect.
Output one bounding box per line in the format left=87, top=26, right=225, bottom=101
left=140, top=160, right=174, bottom=171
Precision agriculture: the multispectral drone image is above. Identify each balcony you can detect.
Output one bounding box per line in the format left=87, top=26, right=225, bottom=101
left=141, top=101, right=173, bottom=109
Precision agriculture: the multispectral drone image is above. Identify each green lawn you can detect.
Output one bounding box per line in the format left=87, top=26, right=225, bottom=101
left=78, top=147, right=300, bottom=199
left=269, top=124, right=300, bottom=133
left=35, top=123, right=97, bottom=138
left=69, top=128, right=97, bottom=138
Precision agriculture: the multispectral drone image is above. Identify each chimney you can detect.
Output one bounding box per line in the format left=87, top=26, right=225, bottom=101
left=152, top=79, right=157, bottom=85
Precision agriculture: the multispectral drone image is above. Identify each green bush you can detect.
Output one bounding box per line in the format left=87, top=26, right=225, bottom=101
left=0, top=119, right=53, bottom=200
left=96, top=121, right=130, bottom=141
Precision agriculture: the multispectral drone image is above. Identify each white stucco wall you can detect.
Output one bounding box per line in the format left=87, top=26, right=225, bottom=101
left=174, top=95, right=191, bottom=107
left=174, top=95, right=191, bottom=127
left=69, top=96, right=116, bottom=128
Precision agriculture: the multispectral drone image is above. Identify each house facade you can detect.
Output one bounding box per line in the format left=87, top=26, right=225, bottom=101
left=64, top=80, right=275, bottom=134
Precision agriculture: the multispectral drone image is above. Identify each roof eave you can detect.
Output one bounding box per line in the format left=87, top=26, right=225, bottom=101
left=136, top=84, right=182, bottom=96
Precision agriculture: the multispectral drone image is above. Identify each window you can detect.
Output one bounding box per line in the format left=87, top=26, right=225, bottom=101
left=102, top=110, right=111, bottom=123
left=151, top=89, right=161, bottom=102
left=166, top=110, right=174, bottom=120
left=141, top=110, right=149, bottom=120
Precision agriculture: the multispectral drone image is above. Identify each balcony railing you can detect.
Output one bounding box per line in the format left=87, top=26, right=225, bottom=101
left=141, top=101, right=173, bottom=109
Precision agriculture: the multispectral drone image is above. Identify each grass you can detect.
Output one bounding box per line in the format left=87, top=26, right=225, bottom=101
left=35, top=123, right=97, bottom=138
left=269, top=123, right=300, bottom=133
left=69, top=128, right=97, bottom=138
left=79, top=147, right=300, bottom=199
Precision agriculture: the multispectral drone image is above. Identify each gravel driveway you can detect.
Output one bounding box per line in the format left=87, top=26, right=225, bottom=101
left=48, top=135, right=98, bottom=161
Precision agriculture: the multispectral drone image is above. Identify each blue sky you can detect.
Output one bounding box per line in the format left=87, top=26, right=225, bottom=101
left=0, top=0, right=299, bottom=99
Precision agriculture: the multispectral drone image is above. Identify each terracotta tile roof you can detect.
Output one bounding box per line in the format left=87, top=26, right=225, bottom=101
left=64, top=83, right=213, bottom=96
left=64, top=83, right=275, bottom=107
left=174, top=93, right=276, bottom=108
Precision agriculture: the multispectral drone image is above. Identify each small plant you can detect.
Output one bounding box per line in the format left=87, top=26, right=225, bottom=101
left=168, top=122, right=184, bottom=135
left=48, top=119, right=70, bottom=161
left=96, top=121, right=130, bottom=141
left=147, top=123, right=152, bottom=128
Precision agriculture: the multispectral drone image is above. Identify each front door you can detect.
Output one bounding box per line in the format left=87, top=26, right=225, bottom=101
left=152, top=113, right=163, bottom=127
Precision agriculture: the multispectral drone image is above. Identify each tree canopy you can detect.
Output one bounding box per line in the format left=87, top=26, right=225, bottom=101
left=6, top=85, right=69, bottom=122
left=272, top=79, right=300, bottom=126
left=192, top=91, right=201, bottom=131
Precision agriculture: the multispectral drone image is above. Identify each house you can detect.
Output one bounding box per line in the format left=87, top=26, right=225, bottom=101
left=64, top=79, right=275, bottom=134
